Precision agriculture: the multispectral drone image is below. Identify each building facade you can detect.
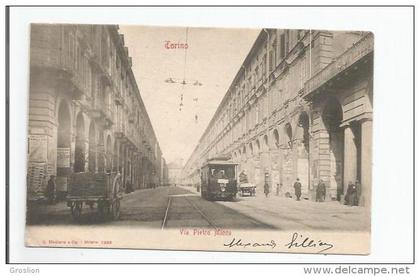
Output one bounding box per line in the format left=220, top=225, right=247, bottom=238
left=28, top=24, right=165, bottom=200
left=167, top=161, right=183, bottom=186
left=161, top=157, right=169, bottom=186
left=182, top=29, right=373, bottom=207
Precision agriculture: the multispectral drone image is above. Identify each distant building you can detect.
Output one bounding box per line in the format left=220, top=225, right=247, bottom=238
left=183, top=29, right=373, bottom=207
left=167, top=161, right=183, bottom=186
left=28, top=24, right=164, bottom=200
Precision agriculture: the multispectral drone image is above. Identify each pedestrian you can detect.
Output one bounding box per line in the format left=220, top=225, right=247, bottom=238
left=125, top=179, right=132, bottom=193
left=276, top=183, right=280, bottom=196
left=293, top=178, right=302, bottom=201
left=46, top=175, right=56, bottom=204
left=264, top=171, right=270, bottom=198
left=345, top=181, right=358, bottom=206
left=316, top=179, right=326, bottom=202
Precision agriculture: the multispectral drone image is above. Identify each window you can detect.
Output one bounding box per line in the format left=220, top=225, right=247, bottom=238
left=297, top=30, right=304, bottom=40
left=101, top=31, right=109, bottom=69
left=280, top=34, right=285, bottom=59
left=69, top=32, right=75, bottom=69
left=78, top=47, right=83, bottom=72
left=255, top=105, right=259, bottom=125
left=90, top=68, right=95, bottom=98
left=262, top=55, right=267, bottom=78
left=269, top=50, right=275, bottom=71
left=255, top=66, right=259, bottom=81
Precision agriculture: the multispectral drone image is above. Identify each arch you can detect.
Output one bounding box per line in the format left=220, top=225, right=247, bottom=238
left=74, top=112, right=86, bottom=172
left=297, top=112, right=310, bottom=153
left=113, top=140, right=119, bottom=172
left=249, top=143, right=254, bottom=156
left=88, top=121, right=97, bottom=172
left=295, top=112, right=311, bottom=195
left=263, top=135, right=269, bottom=151
left=106, top=134, right=112, bottom=172
left=255, top=139, right=261, bottom=153
left=56, top=101, right=72, bottom=198
left=321, top=97, right=345, bottom=200
left=273, top=129, right=280, bottom=149
left=57, top=101, right=71, bottom=148
left=284, top=122, right=293, bottom=147
left=56, top=98, right=72, bottom=127
left=322, top=97, right=343, bottom=132
left=97, top=130, right=105, bottom=172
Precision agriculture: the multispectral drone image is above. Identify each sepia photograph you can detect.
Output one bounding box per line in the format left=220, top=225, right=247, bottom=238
left=24, top=23, right=374, bottom=254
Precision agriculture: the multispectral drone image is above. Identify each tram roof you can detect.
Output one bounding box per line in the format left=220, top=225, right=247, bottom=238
left=202, top=160, right=239, bottom=167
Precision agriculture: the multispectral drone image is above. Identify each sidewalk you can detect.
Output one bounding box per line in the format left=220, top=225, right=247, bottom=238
left=224, top=193, right=371, bottom=231
left=180, top=185, right=370, bottom=231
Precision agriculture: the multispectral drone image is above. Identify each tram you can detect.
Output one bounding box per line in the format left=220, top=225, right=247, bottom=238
left=200, top=158, right=238, bottom=201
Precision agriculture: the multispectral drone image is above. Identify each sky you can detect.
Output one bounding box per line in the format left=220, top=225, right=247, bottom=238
left=119, top=25, right=260, bottom=165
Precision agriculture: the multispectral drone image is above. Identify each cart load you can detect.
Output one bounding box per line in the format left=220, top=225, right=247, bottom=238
left=238, top=183, right=256, bottom=197
left=67, top=172, right=122, bottom=220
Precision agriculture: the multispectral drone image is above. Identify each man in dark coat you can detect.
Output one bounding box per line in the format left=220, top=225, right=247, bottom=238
left=46, top=175, right=56, bottom=204
left=293, top=178, right=302, bottom=201
left=345, top=181, right=358, bottom=206
left=316, top=179, right=326, bottom=202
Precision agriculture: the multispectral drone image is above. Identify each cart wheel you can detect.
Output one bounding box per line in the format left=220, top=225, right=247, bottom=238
left=71, top=202, right=82, bottom=220
left=111, top=198, right=120, bottom=220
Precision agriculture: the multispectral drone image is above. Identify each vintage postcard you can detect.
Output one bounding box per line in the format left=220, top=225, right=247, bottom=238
left=25, top=24, right=373, bottom=255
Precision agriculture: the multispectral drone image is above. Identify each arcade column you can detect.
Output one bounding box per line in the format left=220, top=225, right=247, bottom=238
left=360, top=118, right=372, bottom=207
left=343, top=124, right=358, bottom=196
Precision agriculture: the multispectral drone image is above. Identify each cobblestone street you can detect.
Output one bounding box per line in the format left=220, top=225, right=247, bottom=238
left=29, top=186, right=369, bottom=231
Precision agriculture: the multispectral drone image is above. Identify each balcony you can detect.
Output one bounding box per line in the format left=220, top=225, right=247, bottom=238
left=128, top=113, right=136, bottom=124
left=72, top=96, right=92, bottom=113
left=304, top=33, right=373, bottom=97
left=31, top=44, right=88, bottom=100
left=114, top=93, right=124, bottom=106
left=89, top=102, right=114, bottom=128
left=115, top=125, right=136, bottom=148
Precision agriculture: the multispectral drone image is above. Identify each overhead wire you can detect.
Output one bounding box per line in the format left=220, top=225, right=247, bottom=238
left=179, top=27, right=189, bottom=111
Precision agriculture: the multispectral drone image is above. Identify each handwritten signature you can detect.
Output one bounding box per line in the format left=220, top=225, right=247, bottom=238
left=285, top=232, right=334, bottom=253
left=223, top=238, right=276, bottom=249
left=223, top=232, right=334, bottom=253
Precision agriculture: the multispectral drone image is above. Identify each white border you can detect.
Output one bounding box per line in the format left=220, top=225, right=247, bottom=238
left=7, top=6, right=414, bottom=263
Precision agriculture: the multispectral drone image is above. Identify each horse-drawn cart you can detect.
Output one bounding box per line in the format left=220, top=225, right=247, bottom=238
left=67, top=172, right=123, bottom=220
left=238, top=171, right=256, bottom=197
left=238, top=183, right=256, bottom=197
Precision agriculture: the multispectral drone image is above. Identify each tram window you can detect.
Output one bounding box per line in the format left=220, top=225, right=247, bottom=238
left=211, top=169, right=216, bottom=176
left=210, top=166, right=235, bottom=178
left=224, top=167, right=235, bottom=178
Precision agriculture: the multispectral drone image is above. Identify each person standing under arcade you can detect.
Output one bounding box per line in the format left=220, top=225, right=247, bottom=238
left=293, top=178, right=302, bottom=201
